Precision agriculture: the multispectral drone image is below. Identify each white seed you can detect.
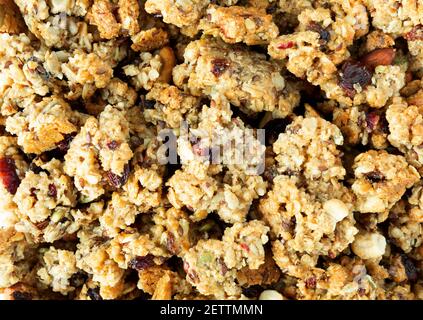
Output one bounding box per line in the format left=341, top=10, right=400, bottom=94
left=324, top=199, right=349, bottom=222
left=352, top=232, right=386, bottom=260
left=259, top=290, right=285, bottom=300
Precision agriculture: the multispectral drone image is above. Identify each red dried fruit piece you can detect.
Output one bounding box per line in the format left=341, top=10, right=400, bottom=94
left=0, top=157, right=21, bottom=194
left=305, top=277, right=317, bottom=289
left=128, top=254, right=156, bottom=271
left=339, top=60, right=372, bottom=97
left=106, top=140, right=120, bottom=150
left=211, top=58, right=230, bottom=77
left=277, top=41, right=294, bottom=49
left=48, top=184, right=57, bottom=198
left=365, top=112, right=380, bottom=132
left=360, top=48, right=396, bottom=71
left=240, top=243, right=250, bottom=252
left=404, top=25, right=423, bottom=41
left=106, top=164, right=130, bottom=188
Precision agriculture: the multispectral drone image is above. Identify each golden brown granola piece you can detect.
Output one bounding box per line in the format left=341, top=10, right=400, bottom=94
left=137, top=265, right=191, bottom=299
left=0, top=0, right=26, bottom=34
left=145, top=0, right=209, bottom=31
left=333, top=106, right=389, bottom=149
left=352, top=150, right=420, bottom=213
left=360, top=30, right=395, bottom=54
left=388, top=184, right=423, bottom=253
left=183, top=221, right=269, bottom=298
left=173, top=37, right=300, bottom=118
left=144, top=83, right=200, bottom=129
left=87, top=0, right=140, bottom=39
left=131, top=28, right=169, bottom=52
left=236, top=252, right=281, bottom=287
left=199, top=5, right=279, bottom=45
left=273, top=116, right=345, bottom=181
left=386, top=97, right=423, bottom=171
left=5, top=96, right=81, bottom=154
left=262, top=175, right=357, bottom=278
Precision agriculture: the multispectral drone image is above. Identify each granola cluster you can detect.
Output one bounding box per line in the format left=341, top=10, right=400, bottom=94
left=0, top=0, right=422, bottom=300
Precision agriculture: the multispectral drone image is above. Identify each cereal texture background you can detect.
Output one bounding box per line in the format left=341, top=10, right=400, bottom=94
left=0, top=0, right=422, bottom=300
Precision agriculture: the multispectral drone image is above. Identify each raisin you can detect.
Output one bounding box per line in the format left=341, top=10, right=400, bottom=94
left=401, top=255, right=418, bottom=282
left=0, top=157, right=21, bottom=194
left=211, top=58, right=230, bottom=77
left=242, top=285, right=263, bottom=299
left=140, top=95, right=156, bottom=110
left=12, top=291, right=32, bottom=300
left=128, top=254, right=156, bottom=270
left=56, top=133, right=76, bottom=153
left=339, top=60, right=372, bottom=97
left=307, top=22, right=331, bottom=44
left=107, top=164, right=130, bottom=188
left=266, top=3, right=277, bottom=14
left=106, top=140, right=120, bottom=150
left=69, top=272, right=88, bottom=288
left=87, top=287, right=103, bottom=300
left=365, top=170, right=384, bottom=183
left=48, top=184, right=57, bottom=198
left=242, top=285, right=262, bottom=298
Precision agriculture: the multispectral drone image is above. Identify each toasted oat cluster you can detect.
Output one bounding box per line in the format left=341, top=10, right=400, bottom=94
left=0, top=0, right=422, bottom=301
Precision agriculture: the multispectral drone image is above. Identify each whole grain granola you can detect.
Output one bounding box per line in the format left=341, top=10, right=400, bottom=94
left=0, top=0, right=422, bottom=301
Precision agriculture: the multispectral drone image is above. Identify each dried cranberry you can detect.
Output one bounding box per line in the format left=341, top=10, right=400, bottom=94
left=365, top=112, right=380, bottom=132
left=339, top=60, right=372, bottom=97
left=240, top=243, right=250, bottom=252
left=211, top=58, right=230, bottom=77
left=305, top=277, right=317, bottom=289
left=87, top=287, right=103, bottom=300
left=128, top=254, right=156, bottom=271
left=0, top=157, right=21, bottom=194
left=48, top=184, right=57, bottom=198
left=404, top=25, right=423, bottom=41
left=277, top=41, right=294, bottom=49
left=106, top=140, right=120, bottom=150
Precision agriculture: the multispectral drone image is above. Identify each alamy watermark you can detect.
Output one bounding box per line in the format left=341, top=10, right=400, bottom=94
left=156, top=121, right=266, bottom=175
